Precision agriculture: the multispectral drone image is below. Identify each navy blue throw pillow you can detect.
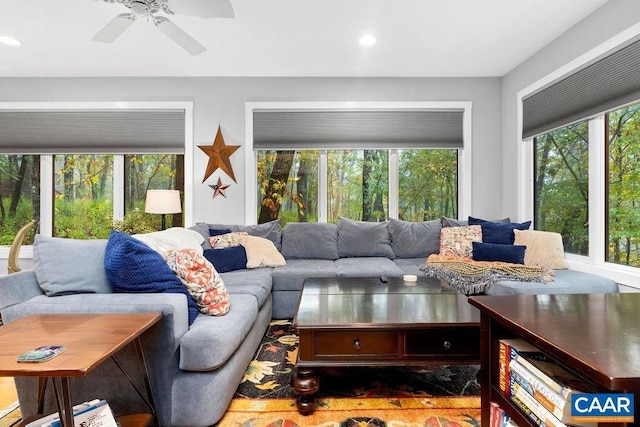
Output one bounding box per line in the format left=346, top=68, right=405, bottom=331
left=203, top=246, right=248, bottom=273
left=472, top=242, right=526, bottom=264
left=209, top=228, right=233, bottom=236
left=468, top=217, right=531, bottom=245
left=104, top=230, right=198, bottom=325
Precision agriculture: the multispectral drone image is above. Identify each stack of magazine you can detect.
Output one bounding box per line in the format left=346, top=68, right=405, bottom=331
left=498, top=338, right=598, bottom=427
left=25, top=399, right=118, bottom=427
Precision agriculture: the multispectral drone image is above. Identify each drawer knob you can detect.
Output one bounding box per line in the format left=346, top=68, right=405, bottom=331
left=353, top=338, right=361, bottom=350
left=442, top=340, right=452, bottom=350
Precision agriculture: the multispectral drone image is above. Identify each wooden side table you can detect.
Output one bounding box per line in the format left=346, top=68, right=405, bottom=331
left=0, top=313, right=161, bottom=427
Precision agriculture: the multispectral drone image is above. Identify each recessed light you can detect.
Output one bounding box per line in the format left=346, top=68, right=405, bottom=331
left=0, top=36, right=21, bottom=46
left=359, top=34, right=376, bottom=46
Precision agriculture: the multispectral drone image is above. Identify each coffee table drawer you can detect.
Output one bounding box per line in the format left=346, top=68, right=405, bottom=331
left=314, top=331, right=398, bottom=357
left=404, top=328, right=479, bottom=356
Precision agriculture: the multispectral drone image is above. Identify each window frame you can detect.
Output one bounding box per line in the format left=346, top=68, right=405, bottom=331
left=245, top=101, right=473, bottom=225
left=0, top=101, right=194, bottom=258
left=518, top=27, right=640, bottom=287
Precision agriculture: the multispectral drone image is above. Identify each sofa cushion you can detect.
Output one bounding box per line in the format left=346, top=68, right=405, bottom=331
left=468, top=216, right=531, bottom=245
left=472, top=242, right=526, bottom=264
left=485, top=269, right=619, bottom=295
left=179, top=293, right=258, bottom=371
left=104, top=230, right=199, bottom=325
left=388, top=218, right=441, bottom=258
left=203, top=246, right=248, bottom=272
left=271, top=259, right=339, bottom=291
left=281, top=222, right=339, bottom=260
left=219, top=268, right=273, bottom=308
left=393, top=258, right=428, bottom=276
left=33, top=235, right=112, bottom=296
left=194, top=220, right=282, bottom=251
left=337, top=218, right=395, bottom=258
left=335, top=257, right=405, bottom=277
left=513, top=229, right=568, bottom=270
left=441, top=217, right=511, bottom=228
left=164, top=248, right=230, bottom=316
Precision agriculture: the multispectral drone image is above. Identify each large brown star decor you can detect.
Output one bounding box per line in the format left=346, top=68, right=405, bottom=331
left=209, top=177, right=231, bottom=198
left=198, top=126, right=240, bottom=183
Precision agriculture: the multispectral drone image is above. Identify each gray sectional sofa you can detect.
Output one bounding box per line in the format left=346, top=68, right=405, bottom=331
left=0, top=217, right=619, bottom=426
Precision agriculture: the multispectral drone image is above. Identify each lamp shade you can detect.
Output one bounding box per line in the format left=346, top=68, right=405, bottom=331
left=145, top=190, right=182, bottom=214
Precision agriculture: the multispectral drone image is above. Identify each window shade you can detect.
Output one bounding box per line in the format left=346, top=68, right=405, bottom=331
left=0, top=109, right=186, bottom=154
left=253, top=109, right=464, bottom=150
left=523, top=37, right=640, bottom=139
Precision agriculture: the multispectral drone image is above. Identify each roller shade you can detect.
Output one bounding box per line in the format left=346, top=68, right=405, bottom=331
left=253, top=109, right=464, bottom=150
left=523, top=37, right=640, bottom=139
left=0, top=109, right=186, bottom=154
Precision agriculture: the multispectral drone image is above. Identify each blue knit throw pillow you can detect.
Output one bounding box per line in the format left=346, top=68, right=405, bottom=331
left=104, top=230, right=198, bottom=325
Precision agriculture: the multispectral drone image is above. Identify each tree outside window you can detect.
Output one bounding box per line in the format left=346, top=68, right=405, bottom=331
left=0, top=155, right=40, bottom=245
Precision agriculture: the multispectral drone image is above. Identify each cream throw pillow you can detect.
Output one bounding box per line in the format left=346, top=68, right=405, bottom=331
left=240, top=235, right=286, bottom=268
left=513, top=229, right=568, bottom=269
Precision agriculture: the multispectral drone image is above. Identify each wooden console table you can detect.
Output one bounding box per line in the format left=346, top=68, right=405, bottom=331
left=292, top=276, right=481, bottom=414
left=469, top=293, right=640, bottom=427
left=0, top=313, right=161, bottom=427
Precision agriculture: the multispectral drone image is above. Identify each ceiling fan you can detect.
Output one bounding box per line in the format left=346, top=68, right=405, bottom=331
left=92, top=0, right=234, bottom=56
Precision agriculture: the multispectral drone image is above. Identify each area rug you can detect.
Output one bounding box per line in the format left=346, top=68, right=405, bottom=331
left=216, top=396, right=481, bottom=426
left=234, top=320, right=481, bottom=400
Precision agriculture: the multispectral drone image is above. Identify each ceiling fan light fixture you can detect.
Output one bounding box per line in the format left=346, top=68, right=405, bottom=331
left=0, top=35, right=21, bottom=46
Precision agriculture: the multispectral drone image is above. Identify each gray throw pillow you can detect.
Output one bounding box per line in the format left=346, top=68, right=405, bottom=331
left=388, top=218, right=441, bottom=258
left=281, top=222, right=339, bottom=260
left=440, top=216, right=511, bottom=227
left=337, top=217, right=395, bottom=258
left=33, top=235, right=113, bottom=296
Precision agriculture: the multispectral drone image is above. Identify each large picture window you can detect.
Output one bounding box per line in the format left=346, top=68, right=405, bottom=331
left=533, top=122, right=589, bottom=255
left=606, top=102, right=640, bottom=268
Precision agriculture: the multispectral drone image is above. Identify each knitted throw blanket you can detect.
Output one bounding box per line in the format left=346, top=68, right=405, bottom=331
left=420, top=254, right=555, bottom=295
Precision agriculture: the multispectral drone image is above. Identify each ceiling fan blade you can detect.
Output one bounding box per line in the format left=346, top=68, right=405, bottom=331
left=154, top=17, right=206, bottom=56
left=92, top=13, right=137, bottom=43
left=169, top=0, right=234, bottom=18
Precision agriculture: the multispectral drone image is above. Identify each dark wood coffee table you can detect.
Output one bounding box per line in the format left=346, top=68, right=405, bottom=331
left=291, top=276, right=481, bottom=414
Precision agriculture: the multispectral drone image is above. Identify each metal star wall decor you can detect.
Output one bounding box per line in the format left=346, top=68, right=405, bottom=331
left=198, top=125, right=240, bottom=183
left=209, top=177, right=231, bottom=198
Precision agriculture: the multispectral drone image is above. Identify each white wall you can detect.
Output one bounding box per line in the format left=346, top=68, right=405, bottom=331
left=501, top=0, right=640, bottom=219
left=0, top=76, right=503, bottom=227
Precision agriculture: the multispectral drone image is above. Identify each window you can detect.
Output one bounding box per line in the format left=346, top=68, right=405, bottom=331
left=0, top=155, right=40, bottom=245
left=398, top=149, right=458, bottom=221
left=328, top=150, right=388, bottom=223
left=255, top=148, right=459, bottom=226
left=249, top=102, right=472, bottom=226
left=606, top=103, right=640, bottom=268
left=256, top=150, right=318, bottom=225
left=533, top=122, right=589, bottom=255
left=54, top=155, right=114, bottom=239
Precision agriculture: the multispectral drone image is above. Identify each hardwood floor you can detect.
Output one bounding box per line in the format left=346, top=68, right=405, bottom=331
left=0, top=377, right=18, bottom=409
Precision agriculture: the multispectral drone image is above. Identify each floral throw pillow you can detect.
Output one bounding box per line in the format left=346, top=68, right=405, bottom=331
left=164, top=248, right=230, bottom=316
left=439, top=225, right=482, bottom=258
left=208, top=232, right=248, bottom=249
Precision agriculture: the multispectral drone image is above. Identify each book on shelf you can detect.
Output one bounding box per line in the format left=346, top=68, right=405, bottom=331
left=25, top=399, right=118, bottom=427
left=498, top=338, right=541, bottom=396
left=491, top=401, right=514, bottom=427
left=511, top=381, right=568, bottom=427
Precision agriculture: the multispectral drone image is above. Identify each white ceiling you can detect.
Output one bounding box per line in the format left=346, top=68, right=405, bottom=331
left=0, top=0, right=610, bottom=78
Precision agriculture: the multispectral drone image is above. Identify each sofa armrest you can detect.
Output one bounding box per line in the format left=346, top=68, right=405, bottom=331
left=1, top=293, right=190, bottom=351
left=0, top=269, right=43, bottom=312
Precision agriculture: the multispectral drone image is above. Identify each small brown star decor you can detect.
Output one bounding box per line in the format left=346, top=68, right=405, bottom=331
left=209, top=177, right=231, bottom=198
left=198, top=125, right=240, bottom=183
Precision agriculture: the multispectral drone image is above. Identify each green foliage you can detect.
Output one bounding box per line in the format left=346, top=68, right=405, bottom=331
left=54, top=199, right=113, bottom=239
left=112, top=209, right=158, bottom=235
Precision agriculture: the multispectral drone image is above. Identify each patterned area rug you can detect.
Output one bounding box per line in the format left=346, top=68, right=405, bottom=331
left=234, top=320, right=481, bottom=400
left=216, top=396, right=481, bottom=426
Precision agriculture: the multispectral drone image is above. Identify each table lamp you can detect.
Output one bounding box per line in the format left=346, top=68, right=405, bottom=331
left=144, top=189, right=182, bottom=230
